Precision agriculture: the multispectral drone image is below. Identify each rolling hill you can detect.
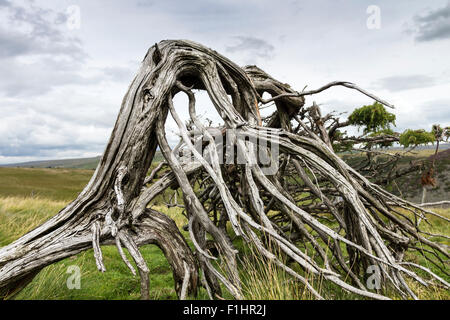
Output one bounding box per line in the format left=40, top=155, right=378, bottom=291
left=0, top=151, right=165, bottom=170
left=0, top=156, right=102, bottom=170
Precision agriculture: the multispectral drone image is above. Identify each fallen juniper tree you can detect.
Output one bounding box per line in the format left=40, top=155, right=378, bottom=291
left=0, top=40, right=448, bottom=300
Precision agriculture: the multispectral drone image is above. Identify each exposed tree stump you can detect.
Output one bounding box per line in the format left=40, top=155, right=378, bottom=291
left=0, top=40, right=448, bottom=300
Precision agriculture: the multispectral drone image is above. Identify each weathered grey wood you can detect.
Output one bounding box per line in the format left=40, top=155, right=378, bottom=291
left=0, top=40, right=447, bottom=300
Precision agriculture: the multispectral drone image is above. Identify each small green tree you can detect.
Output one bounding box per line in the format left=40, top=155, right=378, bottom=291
left=348, top=101, right=396, bottom=134
left=399, top=129, right=435, bottom=148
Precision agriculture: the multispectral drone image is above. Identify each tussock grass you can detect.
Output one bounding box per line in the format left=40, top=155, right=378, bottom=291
left=153, top=205, right=188, bottom=230
left=0, top=196, right=183, bottom=300
left=0, top=167, right=93, bottom=201
left=0, top=196, right=67, bottom=246
left=239, top=244, right=318, bottom=300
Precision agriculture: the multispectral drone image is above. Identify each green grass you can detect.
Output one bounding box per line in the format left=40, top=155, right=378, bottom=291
left=14, top=245, right=179, bottom=300
left=0, top=166, right=185, bottom=300
left=0, top=196, right=191, bottom=300
left=0, top=167, right=93, bottom=201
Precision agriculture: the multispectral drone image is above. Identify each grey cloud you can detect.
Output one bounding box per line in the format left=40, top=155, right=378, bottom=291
left=394, top=99, right=450, bottom=133
left=0, top=57, right=98, bottom=97
left=416, top=2, right=450, bottom=23
left=0, top=29, right=34, bottom=58
left=136, top=1, right=154, bottom=8
left=0, top=142, right=103, bottom=158
left=0, top=1, right=84, bottom=57
left=0, top=28, right=84, bottom=59
left=0, top=110, right=111, bottom=159
left=0, top=1, right=88, bottom=96
left=0, top=59, right=135, bottom=97
left=409, top=2, right=450, bottom=42
left=54, top=12, right=68, bottom=25
left=136, top=0, right=238, bottom=18
left=419, top=99, right=450, bottom=123
left=226, top=36, right=275, bottom=62
left=101, top=65, right=137, bottom=83
left=373, top=75, right=437, bottom=92
left=0, top=60, right=134, bottom=97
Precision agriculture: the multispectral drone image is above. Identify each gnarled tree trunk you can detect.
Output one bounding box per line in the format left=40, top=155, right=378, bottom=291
left=0, top=40, right=448, bottom=300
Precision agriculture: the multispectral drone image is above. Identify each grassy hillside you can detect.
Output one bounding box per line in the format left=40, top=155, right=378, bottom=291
left=1, top=156, right=102, bottom=170
left=1, top=151, right=165, bottom=170
left=395, top=149, right=450, bottom=203
left=0, top=167, right=93, bottom=201
left=0, top=196, right=196, bottom=299
left=341, top=147, right=450, bottom=203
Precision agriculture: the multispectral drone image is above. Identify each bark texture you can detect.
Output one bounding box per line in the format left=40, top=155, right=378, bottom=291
left=0, top=40, right=448, bottom=300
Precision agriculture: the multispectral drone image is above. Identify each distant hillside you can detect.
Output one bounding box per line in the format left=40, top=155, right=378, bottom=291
left=0, top=151, right=165, bottom=170
left=389, top=143, right=450, bottom=151
left=342, top=147, right=450, bottom=203
left=1, top=156, right=101, bottom=170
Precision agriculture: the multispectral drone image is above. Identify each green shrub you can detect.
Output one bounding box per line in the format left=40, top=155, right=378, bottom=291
left=348, top=102, right=396, bottom=134
left=399, top=129, right=435, bottom=148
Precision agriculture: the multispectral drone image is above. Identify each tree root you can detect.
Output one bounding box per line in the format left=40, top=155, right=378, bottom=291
left=0, top=40, right=448, bottom=300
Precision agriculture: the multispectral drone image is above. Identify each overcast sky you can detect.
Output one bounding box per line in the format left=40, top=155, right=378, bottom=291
left=0, top=0, right=449, bottom=164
